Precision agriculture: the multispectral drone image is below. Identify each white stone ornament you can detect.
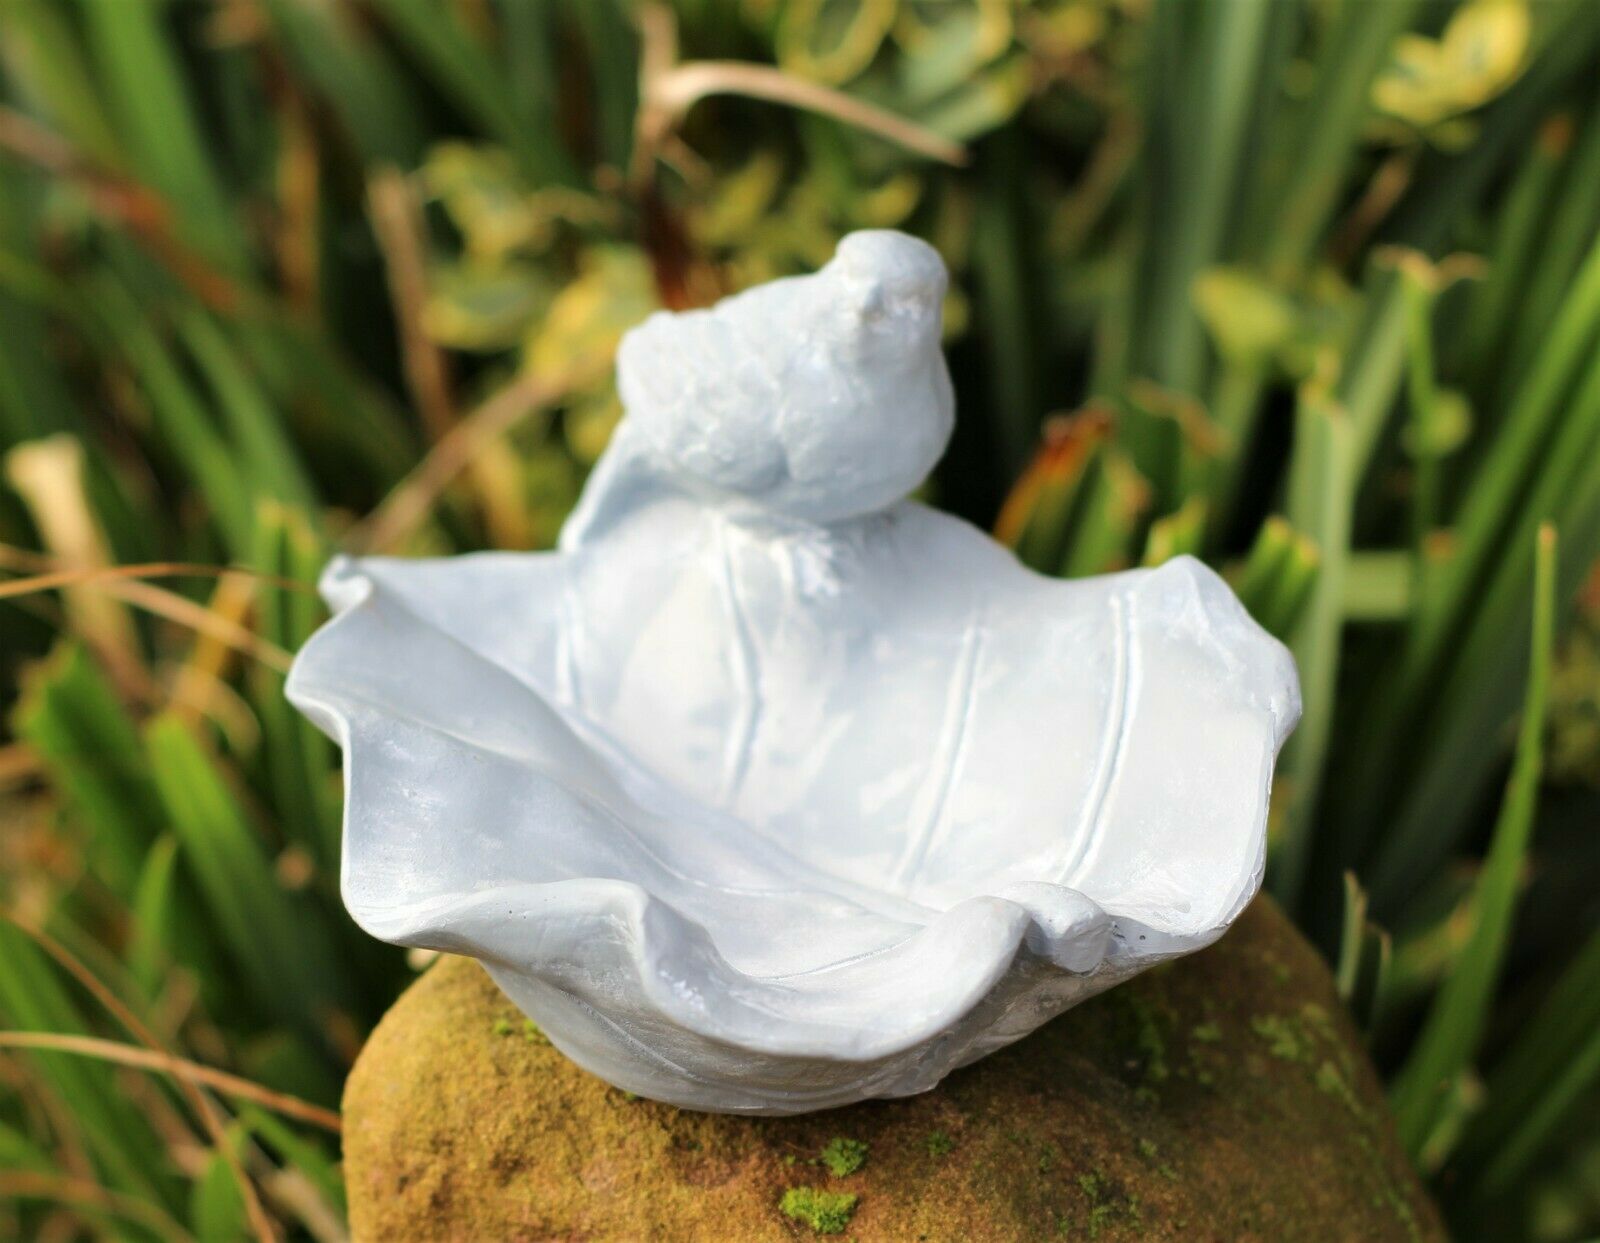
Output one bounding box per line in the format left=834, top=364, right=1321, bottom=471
left=288, top=231, right=1301, bottom=1115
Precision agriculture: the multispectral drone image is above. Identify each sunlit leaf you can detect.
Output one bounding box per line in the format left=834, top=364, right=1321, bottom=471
left=1373, top=0, right=1530, bottom=130
left=778, top=0, right=897, bottom=85
left=1193, top=267, right=1299, bottom=364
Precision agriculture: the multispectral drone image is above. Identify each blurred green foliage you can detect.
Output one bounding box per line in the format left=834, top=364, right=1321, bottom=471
left=0, top=1, right=1597, bottom=1239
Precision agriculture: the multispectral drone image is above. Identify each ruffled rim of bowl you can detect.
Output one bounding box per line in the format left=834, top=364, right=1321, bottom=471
left=288, top=554, right=1285, bottom=1064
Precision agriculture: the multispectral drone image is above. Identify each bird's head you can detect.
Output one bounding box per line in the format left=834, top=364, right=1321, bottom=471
left=829, top=229, right=948, bottom=352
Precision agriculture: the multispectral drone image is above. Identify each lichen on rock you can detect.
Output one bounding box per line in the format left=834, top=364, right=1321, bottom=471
left=341, top=897, right=1443, bottom=1241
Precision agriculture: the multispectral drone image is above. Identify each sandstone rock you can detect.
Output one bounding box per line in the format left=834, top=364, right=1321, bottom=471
left=342, top=897, right=1441, bottom=1241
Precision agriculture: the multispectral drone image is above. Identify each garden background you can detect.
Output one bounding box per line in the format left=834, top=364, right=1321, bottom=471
left=0, top=0, right=1597, bottom=1238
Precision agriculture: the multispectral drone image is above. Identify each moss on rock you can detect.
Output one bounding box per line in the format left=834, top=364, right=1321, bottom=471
left=342, top=897, right=1442, bottom=1241
left=780, top=1186, right=859, bottom=1234
left=819, top=1136, right=869, bottom=1177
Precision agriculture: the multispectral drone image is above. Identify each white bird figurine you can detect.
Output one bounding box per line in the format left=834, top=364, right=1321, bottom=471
left=563, top=229, right=954, bottom=545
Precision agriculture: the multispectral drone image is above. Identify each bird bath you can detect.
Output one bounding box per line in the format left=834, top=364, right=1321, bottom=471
left=288, top=230, right=1300, bottom=1114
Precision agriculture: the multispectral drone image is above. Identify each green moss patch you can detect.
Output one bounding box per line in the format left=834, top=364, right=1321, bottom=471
left=780, top=1186, right=859, bottom=1234
left=819, top=1136, right=868, bottom=1176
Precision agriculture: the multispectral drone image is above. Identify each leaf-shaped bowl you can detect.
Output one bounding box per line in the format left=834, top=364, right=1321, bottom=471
left=289, top=232, right=1300, bottom=1114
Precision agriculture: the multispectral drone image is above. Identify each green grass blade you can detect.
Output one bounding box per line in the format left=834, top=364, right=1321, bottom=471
left=1412, top=228, right=1600, bottom=672
left=92, top=274, right=255, bottom=555
left=1230, top=516, right=1320, bottom=641
left=1455, top=922, right=1600, bottom=1194
left=0, top=1118, right=55, bottom=1173
left=0, top=923, right=176, bottom=1208
left=1253, top=0, right=1421, bottom=276
left=189, top=1132, right=247, bottom=1242
left=1480, top=1027, right=1600, bottom=1199
left=127, top=834, right=180, bottom=998
left=75, top=0, right=246, bottom=273
left=177, top=310, right=319, bottom=513
left=1141, top=496, right=1207, bottom=567
left=993, top=410, right=1109, bottom=569
left=1334, top=870, right=1393, bottom=1037
left=260, top=0, right=427, bottom=165
left=1268, top=383, right=1351, bottom=908
left=971, top=130, right=1048, bottom=483
left=1457, top=113, right=1571, bottom=393
left=1127, top=0, right=1271, bottom=501
left=1336, top=271, right=1410, bottom=482
left=1231, top=515, right=1296, bottom=614
left=0, top=178, right=90, bottom=444
left=563, top=0, right=638, bottom=176
left=502, top=0, right=562, bottom=149
left=241, top=316, right=421, bottom=489
left=1337, top=238, right=1600, bottom=884
left=1371, top=346, right=1600, bottom=905
left=238, top=1105, right=346, bottom=1219
left=144, top=712, right=351, bottom=1036
left=1389, top=525, right=1558, bottom=1159
left=12, top=643, right=164, bottom=899
left=368, top=0, right=566, bottom=183
left=0, top=0, right=123, bottom=169
left=250, top=500, right=340, bottom=869
left=1341, top=551, right=1412, bottom=622
left=1057, top=451, right=1147, bottom=578
left=1399, top=266, right=1441, bottom=579
left=1495, top=83, right=1600, bottom=405
left=1335, top=870, right=1369, bottom=1003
